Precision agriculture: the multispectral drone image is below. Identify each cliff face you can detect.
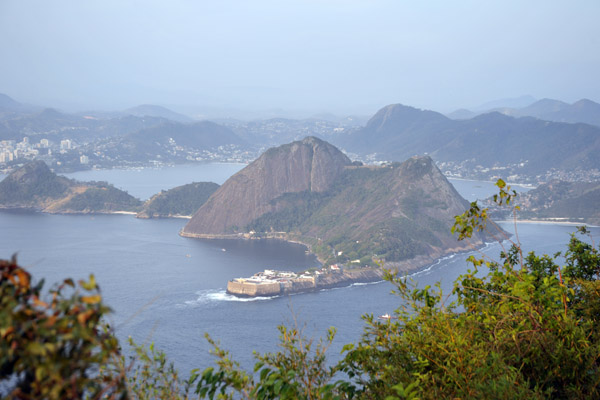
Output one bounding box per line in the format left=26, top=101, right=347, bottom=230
left=182, top=136, right=351, bottom=235
left=183, top=137, right=487, bottom=269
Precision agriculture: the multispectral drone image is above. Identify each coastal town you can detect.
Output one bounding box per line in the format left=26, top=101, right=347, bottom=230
left=0, top=135, right=254, bottom=174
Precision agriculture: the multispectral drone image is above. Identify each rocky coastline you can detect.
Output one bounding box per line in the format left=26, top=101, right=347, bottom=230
left=180, top=229, right=486, bottom=276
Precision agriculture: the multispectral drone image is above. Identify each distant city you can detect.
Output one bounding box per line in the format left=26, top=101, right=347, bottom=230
left=2, top=93, right=600, bottom=185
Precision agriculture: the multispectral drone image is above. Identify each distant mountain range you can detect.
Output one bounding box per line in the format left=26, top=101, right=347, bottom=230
left=122, top=104, right=193, bottom=123
left=334, top=104, right=600, bottom=177
left=2, top=92, right=600, bottom=183
left=0, top=106, right=169, bottom=141
left=182, top=137, right=485, bottom=270
left=0, top=93, right=41, bottom=116
left=471, top=95, right=538, bottom=111
left=448, top=98, right=600, bottom=127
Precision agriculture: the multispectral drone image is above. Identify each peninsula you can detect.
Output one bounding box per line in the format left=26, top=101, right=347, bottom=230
left=182, top=137, right=487, bottom=280
left=0, top=161, right=142, bottom=214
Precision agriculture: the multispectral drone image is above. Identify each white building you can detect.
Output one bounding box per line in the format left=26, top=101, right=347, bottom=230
left=80, top=155, right=89, bottom=164
left=60, top=139, right=72, bottom=150
left=0, top=151, right=14, bottom=163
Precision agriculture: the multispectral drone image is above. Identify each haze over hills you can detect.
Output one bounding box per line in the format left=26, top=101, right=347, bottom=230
left=0, top=102, right=169, bottom=142
left=0, top=93, right=252, bottom=171
left=335, top=103, right=600, bottom=181
left=182, top=137, right=485, bottom=269
left=122, top=104, right=194, bottom=123
left=448, top=98, right=600, bottom=127
left=2, top=91, right=600, bottom=183
left=0, top=93, right=41, bottom=117
left=471, top=95, right=537, bottom=111
left=108, top=121, right=247, bottom=162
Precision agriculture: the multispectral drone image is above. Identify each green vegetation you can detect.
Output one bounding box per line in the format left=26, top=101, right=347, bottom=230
left=138, top=182, right=219, bottom=218
left=247, top=160, right=462, bottom=264
left=0, top=161, right=71, bottom=205
left=0, top=257, right=127, bottom=398
left=247, top=191, right=330, bottom=233
left=2, top=180, right=599, bottom=398
left=344, top=103, right=600, bottom=177
left=60, top=183, right=142, bottom=212
left=0, top=161, right=143, bottom=213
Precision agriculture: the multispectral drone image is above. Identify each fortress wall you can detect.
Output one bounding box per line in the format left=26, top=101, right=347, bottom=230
left=227, top=280, right=281, bottom=297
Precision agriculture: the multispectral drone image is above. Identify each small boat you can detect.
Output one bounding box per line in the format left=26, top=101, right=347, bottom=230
left=221, top=248, right=227, bottom=252
left=378, top=313, right=393, bottom=320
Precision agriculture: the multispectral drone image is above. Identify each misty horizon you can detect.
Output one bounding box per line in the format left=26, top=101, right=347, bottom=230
left=1, top=1, right=599, bottom=118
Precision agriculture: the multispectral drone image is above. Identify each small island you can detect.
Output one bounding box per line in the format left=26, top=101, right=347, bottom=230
left=227, top=264, right=384, bottom=298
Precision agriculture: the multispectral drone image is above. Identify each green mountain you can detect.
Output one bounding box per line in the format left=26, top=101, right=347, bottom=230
left=137, top=182, right=219, bottom=219
left=514, top=180, right=600, bottom=225
left=0, top=161, right=142, bottom=213
left=182, top=137, right=483, bottom=270
left=337, top=104, right=600, bottom=176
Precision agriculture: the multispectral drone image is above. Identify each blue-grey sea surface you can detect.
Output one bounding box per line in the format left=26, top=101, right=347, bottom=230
left=0, top=163, right=592, bottom=375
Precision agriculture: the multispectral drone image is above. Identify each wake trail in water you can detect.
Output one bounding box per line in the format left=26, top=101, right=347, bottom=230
left=177, top=289, right=279, bottom=307
left=180, top=242, right=506, bottom=307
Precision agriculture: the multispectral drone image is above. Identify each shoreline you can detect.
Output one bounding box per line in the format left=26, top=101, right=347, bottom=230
left=226, top=266, right=385, bottom=298
left=446, top=176, right=536, bottom=189
left=498, top=219, right=597, bottom=227
left=180, top=229, right=488, bottom=275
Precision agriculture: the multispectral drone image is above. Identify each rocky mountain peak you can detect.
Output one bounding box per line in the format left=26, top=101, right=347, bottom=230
left=183, top=137, right=352, bottom=235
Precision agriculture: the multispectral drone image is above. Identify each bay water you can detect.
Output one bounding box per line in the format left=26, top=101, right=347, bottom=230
left=0, top=164, right=595, bottom=375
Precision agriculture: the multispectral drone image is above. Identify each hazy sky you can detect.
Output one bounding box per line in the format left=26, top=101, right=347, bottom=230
left=1, top=0, right=599, bottom=116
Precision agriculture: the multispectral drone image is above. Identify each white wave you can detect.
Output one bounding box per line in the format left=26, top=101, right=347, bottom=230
left=206, top=290, right=279, bottom=302
left=178, top=289, right=279, bottom=307
left=350, top=280, right=385, bottom=287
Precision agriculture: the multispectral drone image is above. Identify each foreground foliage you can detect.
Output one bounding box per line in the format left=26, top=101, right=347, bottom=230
left=0, top=257, right=127, bottom=399
left=2, top=180, right=599, bottom=399
left=193, top=180, right=600, bottom=399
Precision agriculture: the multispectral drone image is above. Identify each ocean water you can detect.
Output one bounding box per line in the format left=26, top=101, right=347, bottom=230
left=63, top=163, right=246, bottom=200
left=0, top=163, right=593, bottom=375
left=447, top=177, right=532, bottom=202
